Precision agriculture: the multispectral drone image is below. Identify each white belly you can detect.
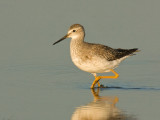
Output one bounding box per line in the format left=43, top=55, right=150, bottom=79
left=71, top=55, right=124, bottom=73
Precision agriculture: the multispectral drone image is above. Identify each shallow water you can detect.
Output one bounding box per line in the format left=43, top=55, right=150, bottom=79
left=0, top=60, right=160, bottom=120
left=0, top=0, right=160, bottom=120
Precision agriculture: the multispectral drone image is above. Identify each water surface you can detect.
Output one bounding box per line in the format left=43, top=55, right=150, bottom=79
left=0, top=0, right=160, bottom=120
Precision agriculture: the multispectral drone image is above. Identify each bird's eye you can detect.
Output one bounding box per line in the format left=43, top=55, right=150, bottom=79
left=73, top=30, right=76, bottom=32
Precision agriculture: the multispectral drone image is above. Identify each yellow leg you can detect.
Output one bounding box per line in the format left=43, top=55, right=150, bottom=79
left=92, top=74, right=101, bottom=87
left=97, top=82, right=101, bottom=87
left=90, top=69, right=119, bottom=89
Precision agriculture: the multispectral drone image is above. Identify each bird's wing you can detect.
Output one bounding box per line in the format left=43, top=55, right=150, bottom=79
left=91, top=43, right=139, bottom=61
left=90, top=44, right=118, bottom=61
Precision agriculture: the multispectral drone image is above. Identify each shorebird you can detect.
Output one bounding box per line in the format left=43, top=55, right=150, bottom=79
left=53, top=24, right=139, bottom=88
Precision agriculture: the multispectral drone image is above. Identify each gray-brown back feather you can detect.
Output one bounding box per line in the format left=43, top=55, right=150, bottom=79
left=85, top=43, right=139, bottom=61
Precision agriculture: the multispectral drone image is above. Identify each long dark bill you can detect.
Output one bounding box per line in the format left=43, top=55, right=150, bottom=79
left=53, top=34, right=68, bottom=45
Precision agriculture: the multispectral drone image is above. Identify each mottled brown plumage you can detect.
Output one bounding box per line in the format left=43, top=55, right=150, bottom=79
left=75, top=42, right=138, bottom=61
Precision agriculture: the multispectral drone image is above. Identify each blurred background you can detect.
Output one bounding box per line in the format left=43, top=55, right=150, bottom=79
left=0, top=0, right=160, bottom=120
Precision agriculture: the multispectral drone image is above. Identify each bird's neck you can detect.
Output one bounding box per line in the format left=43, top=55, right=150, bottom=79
left=70, top=34, right=86, bottom=57
left=70, top=34, right=85, bottom=47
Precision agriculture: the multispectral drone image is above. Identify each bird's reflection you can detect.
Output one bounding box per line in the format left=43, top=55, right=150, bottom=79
left=71, top=88, right=136, bottom=120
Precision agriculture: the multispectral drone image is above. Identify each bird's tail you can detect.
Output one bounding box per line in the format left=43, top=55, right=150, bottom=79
left=132, top=48, right=140, bottom=53
left=115, top=48, right=140, bottom=59
left=129, top=48, right=140, bottom=55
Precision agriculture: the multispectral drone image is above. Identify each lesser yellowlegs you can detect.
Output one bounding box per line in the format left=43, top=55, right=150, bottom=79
left=53, top=24, right=139, bottom=88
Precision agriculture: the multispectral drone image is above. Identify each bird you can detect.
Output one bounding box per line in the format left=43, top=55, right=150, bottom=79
left=53, top=24, right=139, bottom=88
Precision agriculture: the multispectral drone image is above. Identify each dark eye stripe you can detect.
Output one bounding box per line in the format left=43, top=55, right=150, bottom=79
left=73, top=30, right=76, bottom=32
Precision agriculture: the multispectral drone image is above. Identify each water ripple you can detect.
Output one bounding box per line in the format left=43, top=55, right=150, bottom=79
left=99, top=85, right=160, bottom=91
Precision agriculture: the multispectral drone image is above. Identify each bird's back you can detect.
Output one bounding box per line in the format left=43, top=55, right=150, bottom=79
left=83, top=42, right=139, bottom=61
